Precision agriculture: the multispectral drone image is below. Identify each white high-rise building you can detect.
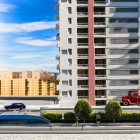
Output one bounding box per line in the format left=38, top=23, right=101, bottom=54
left=56, top=0, right=140, bottom=107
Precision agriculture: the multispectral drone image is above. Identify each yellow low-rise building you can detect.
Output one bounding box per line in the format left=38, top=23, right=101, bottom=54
left=0, top=71, right=59, bottom=96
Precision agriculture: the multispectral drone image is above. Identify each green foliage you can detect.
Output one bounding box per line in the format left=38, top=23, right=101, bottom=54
left=120, top=112, right=140, bottom=120
left=89, top=112, right=96, bottom=120
left=43, top=112, right=62, bottom=121
left=74, top=99, right=93, bottom=122
left=64, top=112, right=76, bottom=120
left=105, top=100, right=122, bottom=120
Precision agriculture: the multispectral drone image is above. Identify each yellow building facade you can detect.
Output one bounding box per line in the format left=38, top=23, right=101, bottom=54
left=0, top=79, right=59, bottom=96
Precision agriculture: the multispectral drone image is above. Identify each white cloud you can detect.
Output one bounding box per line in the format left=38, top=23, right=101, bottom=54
left=16, top=37, right=57, bottom=46
left=0, top=21, right=57, bottom=33
left=0, top=3, right=16, bottom=13
left=10, top=54, right=43, bottom=59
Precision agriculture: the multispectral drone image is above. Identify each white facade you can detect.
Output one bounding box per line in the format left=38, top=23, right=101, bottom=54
left=56, top=0, right=140, bottom=106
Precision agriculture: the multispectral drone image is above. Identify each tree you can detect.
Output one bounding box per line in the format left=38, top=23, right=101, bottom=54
left=105, top=100, right=122, bottom=122
left=74, top=99, right=93, bottom=122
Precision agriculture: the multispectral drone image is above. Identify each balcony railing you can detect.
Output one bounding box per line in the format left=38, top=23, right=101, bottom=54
left=78, top=74, right=88, bottom=77
left=77, top=1, right=88, bottom=4
left=77, top=12, right=88, bottom=16
left=56, top=13, right=59, bottom=20
left=94, top=1, right=106, bottom=4
left=95, top=85, right=106, bottom=87
left=78, top=43, right=88, bottom=46
left=95, top=54, right=106, bottom=56
left=78, top=54, right=88, bottom=57
left=56, top=55, right=60, bottom=60
left=94, top=12, right=105, bottom=15
left=77, top=23, right=88, bottom=26
left=94, top=22, right=106, bottom=25
left=77, top=33, right=88, bottom=37
left=96, top=95, right=107, bottom=98
left=78, top=96, right=88, bottom=99
left=78, top=64, right=88, bottom=67
left=95, top=43, right=106, bottom=46
left=78, top=85, right=89, bottom=88
left=95, top=64, right=106, bottom=67
left=95, top=75, right=106, bottom=77
left=94, top=33, right=106, bottom=35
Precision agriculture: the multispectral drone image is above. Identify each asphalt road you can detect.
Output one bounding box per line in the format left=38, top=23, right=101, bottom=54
left=0, top=126, right=140, bottom=134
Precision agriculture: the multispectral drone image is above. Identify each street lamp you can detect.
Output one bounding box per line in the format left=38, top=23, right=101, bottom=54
left=75, top=115, right=79, bottom=127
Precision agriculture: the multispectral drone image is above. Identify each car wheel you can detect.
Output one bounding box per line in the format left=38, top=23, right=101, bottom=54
left=20, top=107, right=23, bottom=110
left=6, top=108, right=9, bottom=110
left=123, top=101, right=129, bottom=106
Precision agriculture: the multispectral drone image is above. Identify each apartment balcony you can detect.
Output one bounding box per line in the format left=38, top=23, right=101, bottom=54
left=95, top=84, right=106, bottom=89
left=78, top=64, right=88, bottom=69
left=78, top=96, right=88, bottom=100
left=78, top=74, right=88, bottom=79
left=94, top=22, right=105, bottom=25
left=95, top=54, right=106, bottom=58
left=55, top=3, right=59, bottom=10
left=95, top=75, right=106, bottom=80
left=77, top=23, right=88, bottom=28
left=94, top=1, right=106, bottom=6
left=78, top=54, right=88, bottom=59
left=94, top=12, right=105, bottom=15
left=77, top=43, right=88, bottom=48
left=56, top=13, right=59, bottom=20
left=56, top=33, right=60, bottom=40
left=56, top=55, right=60, bottom=60
left=77, top=33, right=88, bottom=38
left=77, top=12, right=88, bottom=17
left=95, top=64, right=106, bottom=69
left=78, top=85, right=88, bottom=90
left=95, top=95, right=107, bottom=98
left=56, top=64, right=60, bottom=70
left=94, top=32, right=106, bottom=37
left=56, top=23, right=59, bottom=30
left=77, top=1, right=88, bottom=6
left=94, top=43, right=106, bottom=48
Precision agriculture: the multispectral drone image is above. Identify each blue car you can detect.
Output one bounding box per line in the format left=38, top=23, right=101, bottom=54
left=0, top=114, right=50, bottom=125
left=4, top=103, right=26, bottom=110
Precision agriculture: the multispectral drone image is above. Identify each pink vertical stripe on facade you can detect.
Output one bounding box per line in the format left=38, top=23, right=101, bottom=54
left=88, top=0, right=96, bottom=106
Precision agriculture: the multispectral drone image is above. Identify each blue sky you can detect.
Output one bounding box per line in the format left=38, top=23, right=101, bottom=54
left=0, top=0, right=58, bottom=72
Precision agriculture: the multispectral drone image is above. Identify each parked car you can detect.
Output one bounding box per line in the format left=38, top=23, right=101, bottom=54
left=0, top=114, right=50, bottom=125
left=120, top=91, right=140, bottom=106
left=4, top=103, right=26, bottom=110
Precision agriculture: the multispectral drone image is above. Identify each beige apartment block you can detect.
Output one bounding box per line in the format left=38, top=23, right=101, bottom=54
left=0, top=71, right=59, bottom=96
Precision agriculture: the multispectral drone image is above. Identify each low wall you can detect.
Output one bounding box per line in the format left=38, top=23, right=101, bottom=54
left=40, top=106, right=140, bottom=115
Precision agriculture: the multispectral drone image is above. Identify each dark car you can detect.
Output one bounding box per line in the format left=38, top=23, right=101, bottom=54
left=0, top=114, right=50, bottom=125
left=4, top=103, right=26, bottom=110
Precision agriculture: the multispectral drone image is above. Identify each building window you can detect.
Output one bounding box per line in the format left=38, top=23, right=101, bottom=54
left=68, top=49, right=72, bottom=55
left=68, top=70, right=72, bottom=75
left=68, top=18, right=72, bottom=24
left=62, top=70, right=67, bottom=75
left=69, top=79, right=72, bottom=86
left=68, top=7, right=72, bottom=14
left=68, top=59, right=72, bottom=65
left=68, top=0, right=72, bottom=3
left=62, top=91, right=68, bottom=97
left=68, top=28, right=72, bottom=34
left=68, top=38, right=72, bottom=44
left=62, top=80, right=68, bottom=85
left=110, top=38, right=138, bottom=44
left=109, top=18, right=138, bottom=23
left=69, top=90, right=72, bottom=96
left=110, top=8, right=138, bottom=13
left=62, top=50, right=67, bottom=54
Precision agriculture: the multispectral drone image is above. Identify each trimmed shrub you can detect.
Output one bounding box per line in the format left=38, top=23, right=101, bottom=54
left=74, top=99, right=93, bottom=122
left=64, top=112, right=76, bottom=120
left=119, top=112, right=132, bottom=120
left=89, top=112, right=96, bottom=120
left=43, top=112, right=62, bottom=121
left=105, top=100, right=122, bottom=120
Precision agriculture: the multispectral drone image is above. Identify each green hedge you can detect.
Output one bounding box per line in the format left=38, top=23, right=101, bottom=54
left=43, top=112, right=62, bottom=121
left=119, top=112, right=140, bottom=120
left=89, top=112, right=107, bottom=120
left=64, top=112, right=76, bottom=120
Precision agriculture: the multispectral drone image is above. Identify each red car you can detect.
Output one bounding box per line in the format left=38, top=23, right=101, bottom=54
left=120, top=91, right=140, bottom=106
